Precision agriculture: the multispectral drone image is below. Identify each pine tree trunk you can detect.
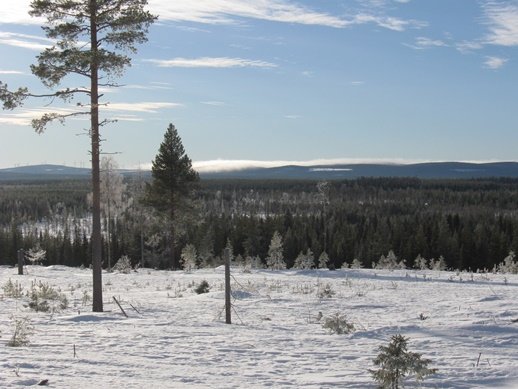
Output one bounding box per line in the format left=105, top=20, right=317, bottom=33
left=170, top=207, right=176, bottom=269
left=90, top=0, right=103, bottom=312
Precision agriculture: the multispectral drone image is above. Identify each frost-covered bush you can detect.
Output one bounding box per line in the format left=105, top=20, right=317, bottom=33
left=429, top=255, right=447, bottom=271
left=370, top=334, right=437, bottom=388
left=318, top=283, right=335, bottom=299
left=27, top=280, right=68, bottom=312
left=293, top=249, right=315, bottom=270
left=181, top=244, right=197, bottom=272
left=413, top=254, right=428, bottom=270
left=318, top=251, right=329, bottom=269
left=7, top=316, right=33, bottom=347
left=113, top=255, right=132, bottom=273
left=350, top=258, right=363, bottom=269
left=266, top=231, right=286, bottom=270
left=25, top=246, right=46, bottom=265
left=497, top=251, right=518, bottom=274
left=322, top=313, right=355, bottom=334
left=375, top=251, right=406, bottom=270
left=2, top=278, right=24, bottom=298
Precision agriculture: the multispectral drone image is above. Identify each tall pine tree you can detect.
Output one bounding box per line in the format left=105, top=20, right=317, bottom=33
left=0, top=0, right=156, bottom=312
left=145, top=123, right=199, bottom=269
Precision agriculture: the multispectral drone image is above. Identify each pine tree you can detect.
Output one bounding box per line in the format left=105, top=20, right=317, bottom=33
left=0, top=0, right=156, bottom=312
left=144, top=124, right=199, bottom=269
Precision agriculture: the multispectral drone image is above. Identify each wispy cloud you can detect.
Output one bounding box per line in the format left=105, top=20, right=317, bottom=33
left=0, top=107, right=79, bottom=126
left=0, top=102, right=178, bottom=126
left=0, top=69, right=24, bottom=75
left=284, top=115, right=300, bottom=119
left=483, top=1, right=518, bottom=46
left=122, top=83, right=174, bottom=91
left=406, top=36, right=448, bottom=50
left=0, top=31, right=52, bottom=51
left=1, top=0, right=424, bottom=34
left=350, top=14, right=425, bottom=32
left=201, top=101, right=226, bottom=106
left=456, top=40, right=484, bottom=53
left=148, top=0, right=348, bottom=28
left=484, top=55, right=508, bottom=69
left=104, top=102, right=183, bottom=113
left=146, top=57, right=277, bottom=69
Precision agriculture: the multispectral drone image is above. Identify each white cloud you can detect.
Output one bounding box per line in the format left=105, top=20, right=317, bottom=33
left=0, top=102, right=179, bottom=126
left=284, top=115, right=300, bottom=119
left=0, top=0, right=422, bottom=34
left=0, top=107, right=80, bottom=126
left=201, top=101, right=226, bottom=106
left=484, top=56, right=508, bottom=69
left=456, top=40, right=484, bottom=53
left=0, top=69, right=24, bottom=75
left=0, top=31, right=52, bottom=51
left=148, top=0, right=347, bottom=28
left=104, top=102, right=183, bottom=113
left=483, top=1, right=518, bottom=46
left=350, top=14, right=425, bottom=32
left=122, top=84, right=174, bottom=91
left=146, top=57, right=277, bottom=68
left=416, top=36, right=447, bottom=48
left=192, top=158, right=427, bottom=173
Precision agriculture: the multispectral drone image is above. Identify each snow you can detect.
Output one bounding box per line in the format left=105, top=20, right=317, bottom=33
left=1, top=265, right=518, bottom=388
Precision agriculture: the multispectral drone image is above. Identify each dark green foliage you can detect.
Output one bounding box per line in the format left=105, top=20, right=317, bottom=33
left=370, top=334, right=437, bottom=388
left=145, top=124, right=199, bottom=211
left=194, top=280, right=210, bottom=294
left=144, top=124, right=199, bottom=269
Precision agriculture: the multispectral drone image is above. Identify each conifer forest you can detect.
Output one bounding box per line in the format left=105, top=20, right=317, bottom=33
left=1, top=176, right=518, bottom=272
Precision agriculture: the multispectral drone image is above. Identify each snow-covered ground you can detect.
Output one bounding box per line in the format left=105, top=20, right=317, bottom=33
left=1, top=265, right=518, bottom=388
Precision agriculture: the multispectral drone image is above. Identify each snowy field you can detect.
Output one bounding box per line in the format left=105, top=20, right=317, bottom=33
left=1, top=265, right=518, bottom=388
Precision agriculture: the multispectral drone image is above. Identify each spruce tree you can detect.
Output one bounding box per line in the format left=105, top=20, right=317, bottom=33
left=145, top=123, right=199, bottom=269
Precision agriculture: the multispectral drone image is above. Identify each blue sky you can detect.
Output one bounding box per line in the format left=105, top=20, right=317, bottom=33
left=0, top=0, right=517, bottom=171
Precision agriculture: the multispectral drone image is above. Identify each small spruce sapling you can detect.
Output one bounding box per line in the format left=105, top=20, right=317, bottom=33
left=370, top=334, right=437, bottom=389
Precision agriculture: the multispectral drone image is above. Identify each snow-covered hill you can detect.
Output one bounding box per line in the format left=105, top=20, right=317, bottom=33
left=1, top=265, right=518, bottom=388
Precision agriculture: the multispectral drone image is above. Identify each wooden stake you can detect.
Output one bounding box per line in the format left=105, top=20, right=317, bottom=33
left=224, top=248, right=231, bottom=324
left=17, top=249, right=24, bottom=275
left=112, top=296, right=128, bottom=318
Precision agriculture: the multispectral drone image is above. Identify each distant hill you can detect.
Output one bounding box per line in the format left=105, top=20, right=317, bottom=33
left=2, top=162, right=518, bottom=181
left=0, top=164, right=91, bottom=181
left=0, top=164, right=143, bottom=181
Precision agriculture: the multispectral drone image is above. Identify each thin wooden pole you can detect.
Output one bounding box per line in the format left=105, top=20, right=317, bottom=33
left=17, top=249, right=24, bottom=275
left=224, top=248, right=231, bottom=324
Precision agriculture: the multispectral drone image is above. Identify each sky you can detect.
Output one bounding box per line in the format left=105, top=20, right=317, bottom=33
left=0, top=0, right=517, bottom=172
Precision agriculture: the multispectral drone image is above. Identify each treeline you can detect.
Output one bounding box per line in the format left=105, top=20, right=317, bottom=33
left=2, top=177, right=518, bottom=271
